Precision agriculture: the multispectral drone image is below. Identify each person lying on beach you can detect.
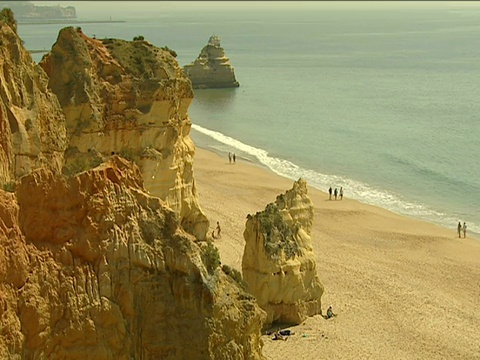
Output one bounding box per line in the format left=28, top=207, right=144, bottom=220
left=272, top=330, right=287, bottom=341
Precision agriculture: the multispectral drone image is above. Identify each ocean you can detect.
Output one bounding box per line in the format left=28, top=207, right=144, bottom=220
left=18, top=1, right=480, bottom=235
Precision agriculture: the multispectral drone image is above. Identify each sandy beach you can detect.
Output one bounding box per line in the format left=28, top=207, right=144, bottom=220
left=193, top=148, right=480, bottom=360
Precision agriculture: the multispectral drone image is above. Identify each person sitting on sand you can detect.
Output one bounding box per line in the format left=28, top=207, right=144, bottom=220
left=325, top=305, right=336, bottom=319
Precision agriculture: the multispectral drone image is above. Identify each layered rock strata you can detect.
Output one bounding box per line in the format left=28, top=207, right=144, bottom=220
left=0, top=16, right=267, bottom=358
left=0, top=11, right=67, bottom=187
left=0, top=157, right=266, bottom=359
left=183, top=35, right=239, bottom=89
left=40, top=27, right=208, bottom=240
left=242, top=179, right=324, bottom=325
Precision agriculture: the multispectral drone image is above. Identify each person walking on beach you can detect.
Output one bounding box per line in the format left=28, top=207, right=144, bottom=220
left=339, top=187, right=343, bottom=200
left=233, top=153, right=236, bottom=164
left=334, top=188, right=338, bottom=200
left=457, top=221, right=462, bottom=238
left=216, top=221, right=221, bottom=239
left=463, top=222, right=467, bottom=238
left=328, top=187, right=332, bottom=200
left=228, top=152, right=232, bottom=164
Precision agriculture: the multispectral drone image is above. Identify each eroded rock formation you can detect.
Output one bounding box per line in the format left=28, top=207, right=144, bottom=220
left=40, top=27, right=208, bottom=240
left=242, top=179, right=324, bottom=325
left=0, top=157, right=266, bottom=359
left=183, top=35, right=239, bottom=89
left=0, top=11, right=67, bottom=187
left=0, top=16, right=267, bottom=359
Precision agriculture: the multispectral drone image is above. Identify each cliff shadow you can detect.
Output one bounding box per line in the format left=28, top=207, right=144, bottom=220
left=192, top=88, right=237, bottom=111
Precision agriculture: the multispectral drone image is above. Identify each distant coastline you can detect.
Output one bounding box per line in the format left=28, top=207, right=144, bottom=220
left=19, top=20, right=126, bottom=25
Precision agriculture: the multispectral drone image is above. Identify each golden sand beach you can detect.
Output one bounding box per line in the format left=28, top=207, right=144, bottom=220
left=193, top=148, right=480, bottom=360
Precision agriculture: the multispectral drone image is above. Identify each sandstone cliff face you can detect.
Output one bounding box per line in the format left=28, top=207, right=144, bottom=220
left=0, top=15, right=266, bottom=359
left=0, top=157, right=265, bottom=359
left=183, top=35, right=239, bottom=89
left=40, top=27, right=208, bottom=240
left=242, top=179, right=324, bottom=325
left=0, top=15, right=67, bottom=187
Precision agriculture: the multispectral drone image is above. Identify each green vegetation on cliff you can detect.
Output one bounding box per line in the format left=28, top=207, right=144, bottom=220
left=256, top=203, right=300, bottom=260
left=0, top=8, right=17, bottom=32
left=102, top=37, right=178, bottom=80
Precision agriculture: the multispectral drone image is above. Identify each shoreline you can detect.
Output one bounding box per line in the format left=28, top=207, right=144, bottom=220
left=192, top=146, right=480, bottom=359
left=18, top=20, right=126, bottom=25
left=194, top=144, right=478, bottom=241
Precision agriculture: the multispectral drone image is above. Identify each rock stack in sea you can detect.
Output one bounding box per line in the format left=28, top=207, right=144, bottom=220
left=0, top=13, right=266, bottom=359
left=242, top=178, right=325, bottom=325
left=183, top=35, right=240, bottom=89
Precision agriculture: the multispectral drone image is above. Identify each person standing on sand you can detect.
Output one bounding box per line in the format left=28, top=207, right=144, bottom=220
left=334, top=188, right=338, bottom=200
left=228, top=152, right=232, bottom=164
left=233, top=153, right=236, bottom=164
left=457, top=221, right=462, bottom=238
left=339, top=187, right=343, bottom=200
left=463, top=222, right=467, bottom=238
left=328, top=187, right=332, bottom=200
left=216, top=221, right=221, bottom=239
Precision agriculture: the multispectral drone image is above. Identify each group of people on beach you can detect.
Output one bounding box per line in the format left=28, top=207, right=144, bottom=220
left=328, top=186, right=343, bottom=200
left=270, top=306, right=337, bottom=341
left=457, top=221, right=467, bottom=238
left=228, top=152, right=236, bottom=164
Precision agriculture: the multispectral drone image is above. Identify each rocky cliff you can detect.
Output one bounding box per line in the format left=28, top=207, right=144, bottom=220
left=183, top=35, right=239, bottom=89
left=40, top=27, right=208, bottom=240
left=0, top=157, right=266, bottom=359
left=242, top=179, right=324, bottom=325
left=0, top=16, right=267, bottom=359
left=0, top=10, right=67, bottom=188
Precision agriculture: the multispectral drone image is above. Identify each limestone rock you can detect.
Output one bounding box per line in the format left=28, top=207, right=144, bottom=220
left=39, top=27, right=208, bottom=240
left=183, top=35, right=240, bottom=89
left=0, top=14, right=265, bottom=359
left=242, top=178, right=324, bottom=325
left=0, top=14, right=67, bottom=186
left=0, top=157, right=266, bottom=359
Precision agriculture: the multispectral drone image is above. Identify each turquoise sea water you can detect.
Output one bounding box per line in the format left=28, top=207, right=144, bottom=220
left=18, top=1, right=480, bottom=235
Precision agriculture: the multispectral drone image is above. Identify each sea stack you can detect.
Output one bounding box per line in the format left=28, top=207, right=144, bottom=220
left=242, top=179, right=324, bottom=325
left=183, top=35, right=239, bottom=89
